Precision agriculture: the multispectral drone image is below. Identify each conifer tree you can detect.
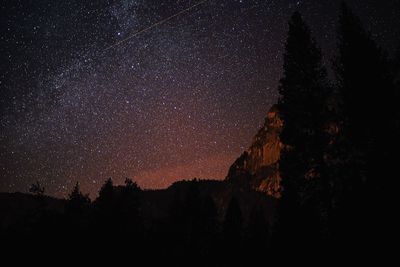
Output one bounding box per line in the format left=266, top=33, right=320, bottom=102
left=333, top=2, right=396, bottom=247
left=275, top=11, right=331, bottom=248
left=98, top=178, right=114, bottom=204
left=29, top=181, right=45, bottom=196
left=66, top=182, right=90, bottom=216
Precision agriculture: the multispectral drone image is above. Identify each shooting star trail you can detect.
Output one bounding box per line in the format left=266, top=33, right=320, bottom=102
left=103, top=0, right=209, bottom=52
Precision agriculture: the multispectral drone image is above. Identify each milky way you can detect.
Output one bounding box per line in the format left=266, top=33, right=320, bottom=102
left=1, top=0, right=399, bottom=197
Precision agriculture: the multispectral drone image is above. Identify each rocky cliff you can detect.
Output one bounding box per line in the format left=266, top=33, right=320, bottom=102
left=226, top=105, right=283, bottom=198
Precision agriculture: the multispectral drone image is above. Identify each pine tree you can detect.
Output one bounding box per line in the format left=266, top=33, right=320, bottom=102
left=333, top=2, right=396, bottom=248
left=123, top=178, right=140, bottom=195
left=95, top=177, right=115, bottom=221
left=29, top=181, right=45, bottom=196
left=120, top=178, right=142, bottom=236
left=66, top=182, right=90, bottom=217
left=274, top=11, right=331, bottom=249
left=335, top=2, right=392, bottom=172
left=97, top=178, right=114, bottom=204
left=92, top=178, right=118, bottom=238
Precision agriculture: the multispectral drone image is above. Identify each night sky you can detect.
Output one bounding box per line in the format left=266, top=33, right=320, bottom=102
left=1, top=0, right=399, bottom=197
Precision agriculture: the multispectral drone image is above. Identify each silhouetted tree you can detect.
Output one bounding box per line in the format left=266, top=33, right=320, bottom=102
left=97, top=177, right=114, bottom=206
left=120, top=178, right=142, bottom=235
left=335, top=1, right=394, bottom=178
left=123, top=178, right=140, bottom=195
left=333, top=2, right=396, bottom=248
left=66, top=182, right=90, bottom=217
left=29, top=181, right=45, bottom=196
left=93, top=178, right=115, bottom=237
left=275, top=11, right=331, bottom=249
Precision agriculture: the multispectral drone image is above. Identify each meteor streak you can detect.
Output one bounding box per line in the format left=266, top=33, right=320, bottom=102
left=103, top=0, right=209, bottom=51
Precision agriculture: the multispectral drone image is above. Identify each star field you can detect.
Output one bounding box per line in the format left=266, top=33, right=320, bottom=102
left=1, top=0, right=399, bottom=197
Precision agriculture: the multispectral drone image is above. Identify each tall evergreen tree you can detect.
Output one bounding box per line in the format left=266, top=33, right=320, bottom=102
left=333, top=2, right=396, bottom=248
left=97, top=177, right=114, bottom=205
left=335, top=2, right=394, bottom=178
left=336, top=2, right=394, bottom=138
left=66, top=182, right=90, bottom=217
left=120, top=178, right=142, bottom=236
left=274, top=11, right=331, bottom=249
left=94, top=177, right=115, bottom=233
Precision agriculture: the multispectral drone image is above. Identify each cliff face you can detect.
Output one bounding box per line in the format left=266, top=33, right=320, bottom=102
left=227, top=105, right=283, bottom=198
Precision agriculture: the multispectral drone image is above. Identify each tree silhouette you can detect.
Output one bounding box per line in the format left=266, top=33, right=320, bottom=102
left=97, top=177, right=114, bottom=206
left=120, top=178, right=142, bottom=236
left=335, top=2, right=394, bottom=179
left=275, top=11, right=331, bottom=249
left=336, top=2, right=394, bottom=149
left=93, top=177, right=116, bottom=237
left=332, top=2, right=396, bottom=249
left=123, top=178, right=140, bottom=194
left=29, top=181, right=45, bottom=196
left=66, top=182, right=90, bottom=217
left=121, top=178, right=141, bottom=212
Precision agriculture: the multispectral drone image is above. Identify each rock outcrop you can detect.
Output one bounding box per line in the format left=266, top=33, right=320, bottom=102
left=226, top=105, right=283, bottom=198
